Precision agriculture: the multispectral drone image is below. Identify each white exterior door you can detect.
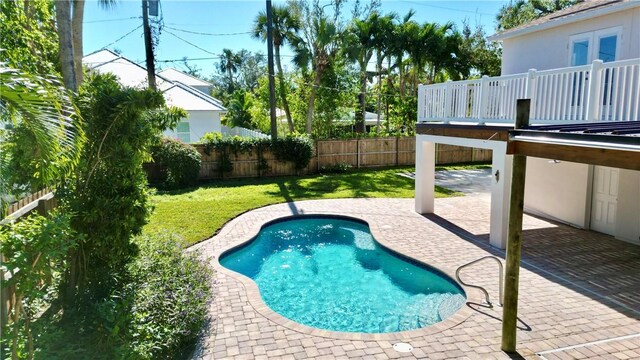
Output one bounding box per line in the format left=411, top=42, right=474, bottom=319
left=591, top=166, right=619, bottom=235
left=569, top=28, right=620, bottom=120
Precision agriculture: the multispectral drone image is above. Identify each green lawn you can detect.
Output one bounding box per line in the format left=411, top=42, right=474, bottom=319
left=143, top=166, right=461, bottom=246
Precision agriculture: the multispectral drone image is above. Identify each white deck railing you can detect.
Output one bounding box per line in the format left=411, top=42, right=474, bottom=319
left=418, top=58, right=640, bottom=124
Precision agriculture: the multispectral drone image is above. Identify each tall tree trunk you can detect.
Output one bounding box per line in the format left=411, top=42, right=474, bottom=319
left=72, top=0, right=85, bottom=87
left=376, top=50, right=382, bottom=133
left=386, top=56, right=391, bottom=132
left=355, top=60, right=366, bottom=133
left=55, top=0, right=77, bottom=92
left=306, top=70, right=321, bottom=134
left=275, top=45, right=294, bottom=132
left=398, top=54, right=404, bottom=99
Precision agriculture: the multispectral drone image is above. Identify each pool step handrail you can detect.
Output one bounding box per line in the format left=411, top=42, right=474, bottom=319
left=455, top=256, right=504, bottom=308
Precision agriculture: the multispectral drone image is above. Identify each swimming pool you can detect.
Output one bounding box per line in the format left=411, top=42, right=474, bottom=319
left=220, top=216, right=466, bottom=333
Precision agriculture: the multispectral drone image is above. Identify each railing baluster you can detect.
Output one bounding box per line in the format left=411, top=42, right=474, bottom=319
left=417, top=58, right=638, bottom=124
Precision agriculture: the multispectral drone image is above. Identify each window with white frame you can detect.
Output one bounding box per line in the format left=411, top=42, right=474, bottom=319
left=176, top=121, right=190, bottom=143
left=569, top=26, right=622, bottom=66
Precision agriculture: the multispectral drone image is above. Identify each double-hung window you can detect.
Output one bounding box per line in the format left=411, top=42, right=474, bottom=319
left=176, top=121, right=190, bottom=143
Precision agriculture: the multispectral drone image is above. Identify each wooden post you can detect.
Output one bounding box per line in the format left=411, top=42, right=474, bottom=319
left=316, top=140, right=320, bottom=173
left=396, top=137, right=399, bottom=166
left=356, top=139, right=361, bottom=169
left=142, top=0, right=156, bottom=90
left=501, top=99, right=530, bottom=353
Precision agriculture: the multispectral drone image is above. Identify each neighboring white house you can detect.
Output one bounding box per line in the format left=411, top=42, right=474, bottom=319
left=162, top=82, right=225, bottom=142
left=82, top=49, right=227, bottom=143
left=158, top=68, right=213, bottom=94
left=415, top=0, right=640, bottom=247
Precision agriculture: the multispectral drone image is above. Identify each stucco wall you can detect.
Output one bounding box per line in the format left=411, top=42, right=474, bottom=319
left=163, top=110, right=222, bottom=143
left=501, top=8, right=640, bottom=74
left=524, top=158, right=591, bottom=228
left=615, top=169, right=640, bottom=245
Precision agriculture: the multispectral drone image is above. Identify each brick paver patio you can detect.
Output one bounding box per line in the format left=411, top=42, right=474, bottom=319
left=191, top=196, right=640, bottom=359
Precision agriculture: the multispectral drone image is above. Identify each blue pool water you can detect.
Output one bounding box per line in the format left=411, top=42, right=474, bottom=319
left=220, top=216, right=466, bottom=333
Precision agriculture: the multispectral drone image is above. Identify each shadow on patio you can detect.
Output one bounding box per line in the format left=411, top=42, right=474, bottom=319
left=423, top=211, right=640, bottom=321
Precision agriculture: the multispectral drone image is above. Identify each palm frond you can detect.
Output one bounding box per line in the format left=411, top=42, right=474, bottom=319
left=0, top=64, right=84, bottom=202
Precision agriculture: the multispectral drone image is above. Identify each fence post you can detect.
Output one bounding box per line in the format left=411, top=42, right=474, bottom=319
left=316, top=140, right=320, bottom=173
left=477, top=75, right=489, bottom=124
left=444, top=80, right=453, bottom=124
left=585, top=59, right=604, bottom=122
left=356, top=139, right=361, bottom=169
left=396, top=137, right=399, bottom=166
left=1, top=253, right=6, bottom=328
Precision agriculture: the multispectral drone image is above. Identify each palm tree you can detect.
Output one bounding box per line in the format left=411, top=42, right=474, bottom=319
left=55, top=0, right=77, bottom=91
left=218, top=48, right=242, bottom=93
left=371, top=12, right=396, bottom=132
left=55, top=0, right=117, bottom=91
left=345, top=15, right=377, bottom=133
left=292, top=15, right=341, bottom=134
left=253, top=4, right=301, bottom=132
left=387, top=11, right=416, bottom=99
left=224, top=90, right=254, bottom=129
left=0, top=64, right=83, bottom=215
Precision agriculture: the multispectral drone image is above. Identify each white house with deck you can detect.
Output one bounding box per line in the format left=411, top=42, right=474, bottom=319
left=83, top=49, right=228, bottom=143
left=415, top=0, right=640, bottom=248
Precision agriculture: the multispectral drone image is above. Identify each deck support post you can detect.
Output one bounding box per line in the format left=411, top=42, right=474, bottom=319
left=501, top=99, right=530, bottom=353
left=415, top=136, right=435, bottom=214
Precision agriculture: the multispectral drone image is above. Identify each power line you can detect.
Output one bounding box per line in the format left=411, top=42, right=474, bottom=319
left=102, top=25, right=143, bottom=49
left=155, top=56, right=221, bottom=63
left=399, top=1, right=493, bottom=16
left=164, top=26, right=253, bottom=36
left=163, top=30, right=219, bottom=55
left=85, top=16, right=140, bottom=24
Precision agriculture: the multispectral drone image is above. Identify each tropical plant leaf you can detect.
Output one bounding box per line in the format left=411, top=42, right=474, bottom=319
left=0, top=63, right=84, bottom=215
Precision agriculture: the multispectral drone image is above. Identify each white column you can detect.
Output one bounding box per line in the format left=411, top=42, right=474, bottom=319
left=490, top=142, right=513, bottom=249
left=415, top=135, right=436, bottom=214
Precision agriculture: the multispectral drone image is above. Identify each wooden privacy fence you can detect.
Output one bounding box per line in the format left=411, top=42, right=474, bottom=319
left=1, top=190, right=57, bottom=332
left=147, top=137, right=492, bottom=180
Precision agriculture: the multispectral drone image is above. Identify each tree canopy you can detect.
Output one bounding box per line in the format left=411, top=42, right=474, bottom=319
left=496, top=0, right=578, bottom=31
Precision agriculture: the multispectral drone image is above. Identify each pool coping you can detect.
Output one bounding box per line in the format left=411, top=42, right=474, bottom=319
left=211, top=212, right=483, bottom=342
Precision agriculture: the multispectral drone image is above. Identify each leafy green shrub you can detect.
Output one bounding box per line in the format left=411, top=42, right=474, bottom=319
left=271, top=135, right=314, bottom=170
left=151, top=138, right=202, bottom=190
left=1, top=210, right=78, bottom=359
left=97, top=233, right=213, bottom=359
left=320, top=162, right=353, bottom=174
left=60, top=73, right=186, bottom=304
left=199, top=133, right=313, bottom=173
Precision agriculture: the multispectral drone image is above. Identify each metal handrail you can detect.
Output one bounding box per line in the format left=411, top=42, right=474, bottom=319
left=455, top=256, right=504, bottom=308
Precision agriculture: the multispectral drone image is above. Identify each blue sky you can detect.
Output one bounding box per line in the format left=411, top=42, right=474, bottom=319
left=83, top=0, right=509, bottom=78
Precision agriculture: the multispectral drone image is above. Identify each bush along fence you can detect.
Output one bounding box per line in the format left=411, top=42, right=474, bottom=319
left=1, top=190, right=61, bottom=358
left=145, top=135, right=492, bottom=181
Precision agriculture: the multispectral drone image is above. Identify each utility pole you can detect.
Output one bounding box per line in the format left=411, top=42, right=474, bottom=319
left=142, top=0, right=157, bottom=90
left=266, top=0, right=277, bottom=140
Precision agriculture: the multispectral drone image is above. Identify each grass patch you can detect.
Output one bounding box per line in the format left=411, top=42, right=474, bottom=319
left=144, top=166, right=459, bottom=246
left=435, top=162, right=491, bottom=171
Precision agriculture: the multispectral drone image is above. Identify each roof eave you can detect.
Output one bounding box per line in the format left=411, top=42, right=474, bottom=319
left=488, top=1, right=640, bottom=42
